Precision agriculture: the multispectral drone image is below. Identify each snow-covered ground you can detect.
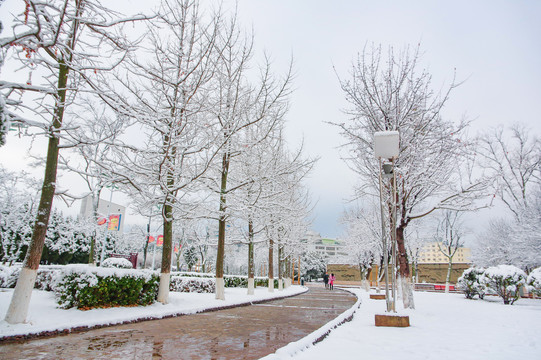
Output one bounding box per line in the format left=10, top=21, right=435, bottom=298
left=2, top=286, right=540, bottom=360
left=0, top=286, right=307, bottom=338
left=265, top=288, right=541, bottom=360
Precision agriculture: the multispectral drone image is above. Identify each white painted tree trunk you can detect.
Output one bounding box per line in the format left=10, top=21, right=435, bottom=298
left=4, top=268, right=37, bottom=324
left=278, top=278, right=283, bottom=291
left=216, top=277, right=225, bottom=300
left=400, top=275, right=415, bottom=309
left=362, top=279, right=370, bottom=292
left=445, top=260, right=453, bottom=293
left=268, top=277, right=274, bottom=292
left=247, top=277, right=255, bottom=295
left=157, top=272, right=170, bottom=304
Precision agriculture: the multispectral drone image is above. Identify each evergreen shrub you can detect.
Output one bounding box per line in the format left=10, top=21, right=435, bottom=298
left=169, top=276, right=215, bottom=293
left=481, top=265, right=527, bottom=305
left=527, top=267, right=541, bottom=296
left=457, top=267, right=486, bottom=299
left=54, top=265, right=159, bottom=309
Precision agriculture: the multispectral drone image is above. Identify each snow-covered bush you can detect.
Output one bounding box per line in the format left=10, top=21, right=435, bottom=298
left=102, top=257, right=133, bottom=269
left=481, top=265, right=527, bottom=305
left=457, top=267, right=486, bottom=299
left=54, top=265, right=159, bottom=309
left=0, top=265, right=61, bottom=290
left=169, top=272, right=279, bottom=288
left=527, top=267, right=541, bottom=296
left=169, top=276, right=215, bottom=293
left=0, top=264, right=19, bottom=288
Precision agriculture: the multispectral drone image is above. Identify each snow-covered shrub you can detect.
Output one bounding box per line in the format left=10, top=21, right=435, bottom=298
left=457, top=267, right=486, bottom=299
left=0, top=264, right=19, bottom=288
left=170, top=272, right=278, bottom=288
left=169, top=276, right=215, bottom=293
left=102, top=257, right=133, bottom=269
left=527, top=267, right=541, bottom=296
left=481, top=265, right=527, bottom=305
left=54, top=265, right=159, bottom=309
left=0, top=265, right=60, bottom=290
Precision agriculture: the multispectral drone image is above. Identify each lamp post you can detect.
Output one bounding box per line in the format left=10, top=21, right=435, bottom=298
left=374, top=131, right=399, bottom=313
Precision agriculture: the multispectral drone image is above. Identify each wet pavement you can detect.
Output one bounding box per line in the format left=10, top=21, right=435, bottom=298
left=0, top=284, right=357, bottom=359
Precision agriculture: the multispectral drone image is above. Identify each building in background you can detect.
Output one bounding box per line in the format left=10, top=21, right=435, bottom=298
left=79, top=195, right=126, bottom=234
left=418, top=242, right=471, bottom=264
left=302, top=231, right=347, bottom=259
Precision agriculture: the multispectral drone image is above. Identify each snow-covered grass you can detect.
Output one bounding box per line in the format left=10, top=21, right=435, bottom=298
left=265, top=288, right=541, bottom=360
left=0, top=285, right=307, bottom=338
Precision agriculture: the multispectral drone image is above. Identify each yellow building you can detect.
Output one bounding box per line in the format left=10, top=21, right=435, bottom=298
left=418, top=242, right=471, bottom=264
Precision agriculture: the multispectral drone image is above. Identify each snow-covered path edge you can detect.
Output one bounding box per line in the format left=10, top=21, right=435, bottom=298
left=261, top=286, right=362, bottom=360
left=0, top=286, right=308, bottom=341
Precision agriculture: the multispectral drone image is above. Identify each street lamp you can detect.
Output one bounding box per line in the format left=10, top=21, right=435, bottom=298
left=374, top=131, right=399, bottom=313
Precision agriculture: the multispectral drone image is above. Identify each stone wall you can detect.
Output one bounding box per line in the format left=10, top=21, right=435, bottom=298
left=327, top=263, right=471, bottom=284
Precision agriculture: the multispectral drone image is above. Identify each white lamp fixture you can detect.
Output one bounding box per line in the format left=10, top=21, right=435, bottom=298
left=374, top=131, right=399, bottom=159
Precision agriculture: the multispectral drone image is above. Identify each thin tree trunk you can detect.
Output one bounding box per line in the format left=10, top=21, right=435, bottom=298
left=445, top=257, right=453, bottom=293
left=268, top=237, right=274, bottom=292
left=215, top=152, right=230, bottom=300
left=247, top=218, right=255, bottom=295
left=278, top=245, right=283, bottom=290
left=158, top=199, right=173, bottom=304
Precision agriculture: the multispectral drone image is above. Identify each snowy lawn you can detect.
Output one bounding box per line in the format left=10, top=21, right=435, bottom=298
left=0, top=285, right=307, bottom=338
left=265, top=288, right=541, bottom=360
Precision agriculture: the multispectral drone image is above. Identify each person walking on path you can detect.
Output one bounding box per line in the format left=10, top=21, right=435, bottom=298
left=323, top=272, right=329, bottom=289
left=329, top=273, right=335, bottom=290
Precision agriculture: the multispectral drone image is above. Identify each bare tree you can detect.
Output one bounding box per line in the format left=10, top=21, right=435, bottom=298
left=335, top=44, right=489, bottom=309
left=478, top=123, right=541, bottom=218
left=102, top=0, right=224, bottom=304
left=434, top=210, right=465, bottom=292
left=1, top=0, right=146, bottom=324
left=208, top=20, right=293, bottom=299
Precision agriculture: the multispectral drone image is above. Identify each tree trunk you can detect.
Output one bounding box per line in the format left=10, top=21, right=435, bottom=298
left=143, top=220, right=151, bottom=269
left=247, top=219, right=255, bottom=295
left=278, top=245, right=283, bottom=290
left=5, top=61, right=69, bottom=324
left=445, top=258, right=453, bottom=293
left=268, top=237, right=274, bottom=292
left=158, top=200, right=173, bottom=304
left=215, top=152, right=230, bottom=300
left=396, top=225, right=415, bottom=309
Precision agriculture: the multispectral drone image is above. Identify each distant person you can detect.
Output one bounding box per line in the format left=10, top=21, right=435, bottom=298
left=323, top=272, right=329, bottom=289
left=329, top=273, right=335, bottom=290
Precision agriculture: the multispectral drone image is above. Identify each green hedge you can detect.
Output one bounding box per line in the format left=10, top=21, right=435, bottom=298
left=54, top=265, right=159, bottom=309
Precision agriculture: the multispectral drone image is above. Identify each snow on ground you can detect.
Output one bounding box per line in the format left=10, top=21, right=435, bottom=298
left=265, top=288, right=541, bottom=360
left=0, top=286, right=307, bottom=338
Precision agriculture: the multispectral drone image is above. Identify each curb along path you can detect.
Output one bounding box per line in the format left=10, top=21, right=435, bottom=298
left=0, top=284, right=357, bottom=359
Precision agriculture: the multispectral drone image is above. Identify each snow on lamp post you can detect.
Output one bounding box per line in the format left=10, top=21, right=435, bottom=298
left=374, top=131, right=399, bottom=313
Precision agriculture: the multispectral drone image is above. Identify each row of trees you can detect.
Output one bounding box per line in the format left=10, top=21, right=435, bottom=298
left=335, top=44, right=540, bottom=309
left=0, top=0, right=314, bottom=323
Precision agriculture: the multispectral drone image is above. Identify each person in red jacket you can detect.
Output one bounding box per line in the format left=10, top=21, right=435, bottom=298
left=329, top=273, right=336, bottom=290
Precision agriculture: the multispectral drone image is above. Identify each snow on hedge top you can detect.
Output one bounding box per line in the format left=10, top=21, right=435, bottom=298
left=102, top=257, right=133, bottom=269
left=58, top=264, right=156, bottom=281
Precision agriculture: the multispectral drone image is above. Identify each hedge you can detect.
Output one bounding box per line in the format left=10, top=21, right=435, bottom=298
left=54, top=265, right=159, bottom=309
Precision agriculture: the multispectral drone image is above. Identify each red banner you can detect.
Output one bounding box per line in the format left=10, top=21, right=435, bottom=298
left=157, top=235, right=163, bottom=246
left=148, top=236, right=155, bottom=244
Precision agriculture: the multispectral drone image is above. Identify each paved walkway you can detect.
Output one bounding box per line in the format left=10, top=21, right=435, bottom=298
left=0, top=284, right=357, bottom=359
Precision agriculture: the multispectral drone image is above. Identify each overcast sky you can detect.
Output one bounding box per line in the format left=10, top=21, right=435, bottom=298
left=1, top=0, right=540, bottom=239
